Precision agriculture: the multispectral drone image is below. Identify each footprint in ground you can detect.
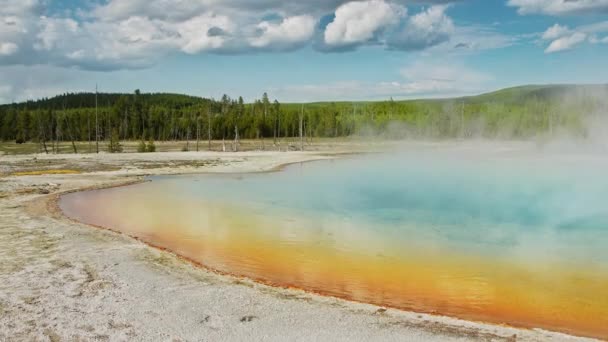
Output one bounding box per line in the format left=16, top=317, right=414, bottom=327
left=240, top=316, right=256, bottom=323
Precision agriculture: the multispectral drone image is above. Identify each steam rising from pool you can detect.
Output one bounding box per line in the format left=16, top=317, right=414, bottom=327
left=60, top=142, right=608, bottom=338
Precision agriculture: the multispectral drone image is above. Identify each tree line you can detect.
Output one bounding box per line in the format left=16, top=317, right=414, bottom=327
left=0, top=85, right=604, bottom=152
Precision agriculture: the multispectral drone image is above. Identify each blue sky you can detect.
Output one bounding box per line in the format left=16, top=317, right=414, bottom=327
left=0, top=0, right=607, bottom=103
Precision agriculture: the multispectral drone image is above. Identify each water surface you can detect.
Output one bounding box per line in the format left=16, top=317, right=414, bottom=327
left=60, top=146, right=608, bottom=338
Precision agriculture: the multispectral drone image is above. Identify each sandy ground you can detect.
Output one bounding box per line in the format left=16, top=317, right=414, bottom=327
left=0, top=147, right=597, bottom=341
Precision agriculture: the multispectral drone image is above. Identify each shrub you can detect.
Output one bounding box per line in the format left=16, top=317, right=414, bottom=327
left=146, top=139, right=156, bottom=152
left=137, top=140, right=147, bottom=153
left=107, top=128, right=123, bottom=153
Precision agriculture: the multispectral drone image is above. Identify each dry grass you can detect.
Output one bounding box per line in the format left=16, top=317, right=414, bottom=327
left=11, top=169, right=81, bottom=176
left=0, top=137, right=377, bottom=155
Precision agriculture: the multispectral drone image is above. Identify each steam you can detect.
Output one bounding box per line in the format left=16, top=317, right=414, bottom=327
left=349, top=85, right=608, bottom=147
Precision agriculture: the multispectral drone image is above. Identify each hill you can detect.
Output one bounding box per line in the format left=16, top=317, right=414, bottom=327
left=0, top=84, right=606, bottom=145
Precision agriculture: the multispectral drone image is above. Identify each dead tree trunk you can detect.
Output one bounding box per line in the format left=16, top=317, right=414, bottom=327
left=299, top=104, right=304, bottom=151
left=207, top=109, right=212, bottom=151
left=38, top=116, right=48, bottom=154
left=186, top=122, right=190, bottom=151
left=460, top=101, right=465, bottom=138
left=196, top=115, right=200, bottom=152
left=52, top=112, right=58, bottom=154
left=95, top=85, right=99, bottom=154
left=87, top=111, right=91, bottom=153
left=64, top=115, right=78, bottom=154
left=273, top=113, right=277, bottom=146
left=234, top=125, right=239, bottom=152
left=277, top=110, right=282, bottom=151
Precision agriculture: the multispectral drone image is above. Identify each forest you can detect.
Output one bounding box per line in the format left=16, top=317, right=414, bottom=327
left=0, top=84, right=606, bottom=152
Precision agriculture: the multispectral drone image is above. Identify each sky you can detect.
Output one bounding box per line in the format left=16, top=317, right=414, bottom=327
left=0, top=0, right=607, bottom=103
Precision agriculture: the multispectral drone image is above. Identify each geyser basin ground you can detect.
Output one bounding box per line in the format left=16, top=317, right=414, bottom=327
left=60, top=146, right=608, bottom=339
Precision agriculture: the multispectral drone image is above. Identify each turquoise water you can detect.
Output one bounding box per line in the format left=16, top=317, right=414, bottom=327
left=156, top=150, right=608, bottom=265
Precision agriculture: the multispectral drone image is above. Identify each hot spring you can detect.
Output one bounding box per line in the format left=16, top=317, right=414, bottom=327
left=60, top=144, right=608, bottom=338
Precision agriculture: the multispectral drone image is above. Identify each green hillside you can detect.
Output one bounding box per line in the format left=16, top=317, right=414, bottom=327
left=1, top=84, right=606, bottom=146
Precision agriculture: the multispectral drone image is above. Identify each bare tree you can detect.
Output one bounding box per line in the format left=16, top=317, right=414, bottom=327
left=52, top=110, right=58, bottom=154
left=63, top=104, right=78, bottom=154
left=207, top=107, right=212, bottom=151
left=461, top=101, right=465, bottom=138
left=300, top=104, right=304, bottom=151
left=234, top=124, right=239, bottom=152
left=95, top=84, right=99, bottom=154
left=38, top=112, right=49, bottom=154
left=186, top=112, right=191, bottom=151
left=196, top=113, right=200, bottom=152
left=88, top=107, right=91, bottom=153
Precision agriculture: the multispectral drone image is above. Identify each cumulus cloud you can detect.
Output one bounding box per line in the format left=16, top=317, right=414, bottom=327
left=545, top=32, right=587, bottom=52
left=0, top=1, right=39, bottom=61
left=542, top=24, right=571, bottom=40
left=0, top=0, right=302, bottom=69
left=249, top=15, right=316, bottom=50
left=0, top=42, right=18, bottom=56
left=0, top=0, right=522, bottom=74
left=320, top=3, right=461, bottom=52
left=507, top=0, right=608, bottom=16
left=92, top=0, right=342, bottom=21
left=0, top=64, right=92, bottom=103
left=174, top=14, right=236, bottom=53
left=323, top=0, right=405, bottom=48
left=91, top=0, right=455, bottom=21
left=0, top=0, right=474, bottom=70
left=540, top=20, right=608, bottom=52
left=387, top=5, right=454, bottom=51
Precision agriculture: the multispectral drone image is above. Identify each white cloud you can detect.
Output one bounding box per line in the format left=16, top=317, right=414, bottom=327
left=589, top=35, right=608, bottom=43
left=271, top=61, right=492, bottom=101
left=175, top=14, right=236, bottom=53
left=508, top=0, right=608, bottom=16
left=0, top=64, right=89, bottom=103
left=387, top=5, right=454, bottom=51
left=0, top=0, right=509, bottom=71
left=0, top=2, right=39, bottom=61
left=445, top=25, right=516, bottom=52
left=0, top=84, right=12, bottom=103
left=321, top=3, right=462, bottom=52
left=0, top=42, right=18, bottom=56
left=540, top=20, right=608, bottom=52
left=1, top=0, right=42, bottom=16
left=324, top=0, right=405, bottom=47
left=250, top=15, right=316, bottom=50
left=35, top=17, right=80, bottom=51
left=92, top=0, right=379, bottom=21
left=545, top=32, right=587, bottom=52
left=0, top=0, right=318, bottom=69
left=398, top=61, right=490, bottom=94
left=542, top=24, right=571, bottom=40
left=579, top=20, right=608, bottom=33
